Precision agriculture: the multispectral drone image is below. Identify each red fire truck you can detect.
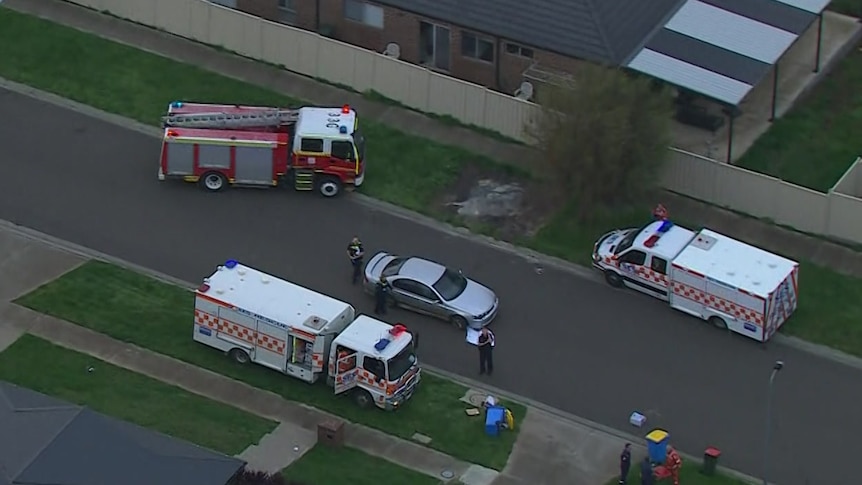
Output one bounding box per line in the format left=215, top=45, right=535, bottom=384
left=158, top=101, right=366, bottom=197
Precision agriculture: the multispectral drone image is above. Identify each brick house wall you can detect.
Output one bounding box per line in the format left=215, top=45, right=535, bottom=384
left=235, top=0, right=589, bottom=95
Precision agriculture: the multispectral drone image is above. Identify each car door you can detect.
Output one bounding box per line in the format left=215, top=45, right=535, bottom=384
left=390, top=279, right=440, bottom=316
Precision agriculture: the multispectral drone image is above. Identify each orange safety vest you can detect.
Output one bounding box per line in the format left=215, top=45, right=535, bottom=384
left=667, top=450, right=682, bottom=470
left=337, top=351, right=354, bottom=372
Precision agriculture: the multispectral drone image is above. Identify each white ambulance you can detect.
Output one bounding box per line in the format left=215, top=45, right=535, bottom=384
left=592, top=220, right=799, bottom=342
left=193, top=260, right=421, bottom=410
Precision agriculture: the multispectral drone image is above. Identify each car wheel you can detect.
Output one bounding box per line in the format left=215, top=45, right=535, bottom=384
left=201, top=171, right=227, bottom=192
left=450, top=315, right=468, bottom=330
left=604, top=270, right=624, bottom=288
left=228, top=348, right=250, bottom=364
left=316, top=176, right=342, bottom=197
left=353, top=389, right=373, bottom=409
left=708, top=316, right=728, bottom=330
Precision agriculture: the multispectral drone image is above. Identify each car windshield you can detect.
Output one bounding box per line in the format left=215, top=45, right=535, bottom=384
left=387, top=342, right=416, bottom=380
left=382, top=257, right=406, bottom=277
left=614, top=224, right=649, bottom=254
left=432, top=268, right=468, bottom=301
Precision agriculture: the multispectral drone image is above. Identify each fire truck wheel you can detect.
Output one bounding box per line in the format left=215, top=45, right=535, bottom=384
left=604, top=270, right=624, bottom=288
left=201, top=172, right=227, bottom=192
left=708, top=316, right=728, bottom=330
left=353, top=389, right=373, bottom=408
left=450, top=315, right=468, bottom=330
left=228, top=348, right=250, bottom=364
left=316, top=176, right=342, bottom=197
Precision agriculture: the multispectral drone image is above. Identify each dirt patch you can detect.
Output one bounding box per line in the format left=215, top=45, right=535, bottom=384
left=435, top=163, right=555, bottom=241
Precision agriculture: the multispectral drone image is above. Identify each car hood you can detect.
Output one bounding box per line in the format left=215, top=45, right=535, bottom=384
left=448, top=280, right=496, bottom=316
left=595, top=229, right=629, bottom=260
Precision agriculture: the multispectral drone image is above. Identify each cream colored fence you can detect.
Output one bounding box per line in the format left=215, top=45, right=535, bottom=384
left=57, top=0, right=862, bottom=244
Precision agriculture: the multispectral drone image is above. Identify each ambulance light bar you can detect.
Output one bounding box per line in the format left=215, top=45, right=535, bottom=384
left=225, top=259, right=238, bottom=269
left=342, top=104, right=350, bottom=114
left=644, top=221, right=673, bottom=248
left=657, top=220, right=673, bottom=233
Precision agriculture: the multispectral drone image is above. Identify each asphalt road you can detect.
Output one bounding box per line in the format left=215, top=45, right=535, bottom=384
left=3, top=87, right=859, bottom=484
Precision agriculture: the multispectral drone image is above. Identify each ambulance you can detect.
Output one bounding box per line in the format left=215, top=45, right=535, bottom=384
left=158, top=101, right=366, bottom=197
left=592, top=220, right=799, bottom=342
left=193, top=260, right=420, bottom=410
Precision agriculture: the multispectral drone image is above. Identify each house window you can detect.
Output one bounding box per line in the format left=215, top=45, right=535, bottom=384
left=278, top=0, right=296, bottom=25
left=461, top=31, right=494, bottom=62
left=419, top=21, right=451, bottom=71
left=505, top=42, right=534, bottom=59
left=344, top=0, right=384, bottom=29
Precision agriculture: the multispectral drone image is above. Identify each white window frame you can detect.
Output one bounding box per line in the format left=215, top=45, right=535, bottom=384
left=344, top=0, right=385, bottom=29
left=461, top=31, right=495, bottom=63
left=505, top=42, right=534, bottom=59
left=419, top=21, right=451, bottom=71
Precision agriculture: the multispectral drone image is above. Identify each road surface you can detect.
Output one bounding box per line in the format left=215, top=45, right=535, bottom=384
left=2, top=87, right=859, bottom=484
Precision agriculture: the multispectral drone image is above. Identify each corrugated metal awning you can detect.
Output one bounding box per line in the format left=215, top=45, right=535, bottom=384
left=626, top=0, right=826, bottom=106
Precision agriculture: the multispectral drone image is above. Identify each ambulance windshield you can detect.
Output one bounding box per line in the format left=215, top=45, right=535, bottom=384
left=387, top=342, right=416, bottom=380
left=615, top=225, right=647, bottom=254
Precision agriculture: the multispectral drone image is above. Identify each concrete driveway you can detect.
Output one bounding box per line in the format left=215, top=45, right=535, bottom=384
left=2, top=86, right=860, bottom=485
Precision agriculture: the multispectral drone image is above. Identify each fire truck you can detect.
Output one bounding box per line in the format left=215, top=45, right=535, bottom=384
left=193, top=260, right=421, bottom=410
left=158, top=101, right=366, bottom=197
left=592, top=220, right=799, bottom=342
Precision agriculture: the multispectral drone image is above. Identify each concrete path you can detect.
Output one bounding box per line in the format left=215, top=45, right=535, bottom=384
left=6, top=0, right=862, bottom=280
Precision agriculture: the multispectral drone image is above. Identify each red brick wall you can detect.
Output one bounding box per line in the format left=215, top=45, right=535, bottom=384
left=235, top=0, right=588, bottom=94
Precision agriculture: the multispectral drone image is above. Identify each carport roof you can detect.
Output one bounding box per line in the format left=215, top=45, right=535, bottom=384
left=626, top=0, right=829, bottom=105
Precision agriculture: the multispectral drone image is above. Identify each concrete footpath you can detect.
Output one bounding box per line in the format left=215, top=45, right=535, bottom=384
left=0, top=222, right=690, bottom=485
left=6, top=0, right=862, bottom=279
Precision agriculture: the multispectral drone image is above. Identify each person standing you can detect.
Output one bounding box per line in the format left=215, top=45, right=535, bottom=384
left=478, top=327, right=495, bottom=376
left=346, top=236, right=364, bottom=285
left=374, top=276, right=391, bottom=315
left=639, top=457, right=654, bottom=485
left=619, top=443, right=632, bottom=484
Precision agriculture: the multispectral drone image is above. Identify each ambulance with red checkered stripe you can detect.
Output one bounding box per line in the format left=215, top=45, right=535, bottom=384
left=193, top=260, right=420, bottom=411
left=592, top=220, right=799, bottom=342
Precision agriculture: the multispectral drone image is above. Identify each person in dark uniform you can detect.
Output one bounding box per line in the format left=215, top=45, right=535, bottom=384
left=374, top=276, right=391, bottom=315
left=346, top=236, right=364, bottom=284
left=619, top=443, right=632, bottom=484
left=640, top=456, right=654, bottom=485
left=478, top=327, right=495, bottom=376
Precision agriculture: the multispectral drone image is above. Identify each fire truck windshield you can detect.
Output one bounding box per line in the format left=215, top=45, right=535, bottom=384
left=387, top=342, right=416, bottom=380
left=353, top=130, right=366, bottom=160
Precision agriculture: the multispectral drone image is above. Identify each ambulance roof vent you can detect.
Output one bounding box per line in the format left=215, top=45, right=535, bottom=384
left=690, top=233, right=717, bottom=251
left=303, top=315, right=328, bottom=331
left=261, top=276, right=270, bottom=284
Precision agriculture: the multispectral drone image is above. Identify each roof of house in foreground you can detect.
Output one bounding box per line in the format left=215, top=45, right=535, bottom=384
left=0, top=381, right=244, bottom=485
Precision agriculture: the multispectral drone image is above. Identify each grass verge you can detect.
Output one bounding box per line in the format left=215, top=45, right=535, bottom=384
left=736, top=48, right=862, bottom=192
left=607, top=461, right=751, bottom=485
left=0, top=334, right=276, bottom=455
left=14, top=260, right=524, bottom=470
left=283, top=445, right=442, bottom=485
left=4, top=8, right=862, bottom=356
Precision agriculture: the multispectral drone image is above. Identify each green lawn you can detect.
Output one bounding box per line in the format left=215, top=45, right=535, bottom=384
left=830, top=0, right=861, bottom=17
left=0, top=8, right=496, bottom=213
left=736, top=48, right=862, bottom=192
left=0, top=335, right=276, bottom=455
left=283, top=445, right=441, bottom=485
left=607, top=461, right=751, bottom=485
left=14, top=260, right=524, bottom=470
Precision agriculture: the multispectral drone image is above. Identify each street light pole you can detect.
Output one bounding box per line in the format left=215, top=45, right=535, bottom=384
left=763, top=360, right=784, bottom=485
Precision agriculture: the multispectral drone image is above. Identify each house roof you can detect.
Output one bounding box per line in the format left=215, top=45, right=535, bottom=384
left=0, top=382, right=245, bottom=485
left=625, top=0, right=828, bottom=105
left=372, top=0, right=686, bottom=64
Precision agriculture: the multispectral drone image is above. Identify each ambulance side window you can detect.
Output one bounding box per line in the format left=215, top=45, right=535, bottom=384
left=651, top=257, right=668, bottom=275
left=331, top=140, right=354, bottom=160
left=619, top=250, right=646, bottom=266
left=363, top=357, right=386, bottom=380
left=300, top=137, right=324, bottom=153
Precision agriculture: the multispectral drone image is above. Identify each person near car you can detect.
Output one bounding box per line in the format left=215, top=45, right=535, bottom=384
left=639, top=457, right=654, bottom=485
left=374, top=275, right=391, bottom=315
left=619, top=443, right=632, bottom=484
left=478, top=327, right=495, bottom=375
left=347, top=236, right=364, bottom=284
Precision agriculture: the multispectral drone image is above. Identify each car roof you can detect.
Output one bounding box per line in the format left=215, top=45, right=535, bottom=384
left=398, top=257, right=446, bottom=284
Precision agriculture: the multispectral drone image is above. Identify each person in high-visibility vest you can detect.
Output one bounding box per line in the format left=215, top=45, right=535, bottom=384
left=665, top=446, right=682, bottom=485
left=337, top=349, right=355, bottom=373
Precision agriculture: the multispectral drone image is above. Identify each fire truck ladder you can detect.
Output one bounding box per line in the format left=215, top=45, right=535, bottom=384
left=161, top=109, right=300, bottom=129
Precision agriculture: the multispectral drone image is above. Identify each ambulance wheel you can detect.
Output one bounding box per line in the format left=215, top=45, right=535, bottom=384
left=450, top=315, right=468, bottom=330
left=353, top=389, right=373, bottom=409
left=316, top=176, right=342, bottom=197
left=708, top=316, right=728, bottom=330
left=201, top=172, right=227, bottom=192
left=604, top=270, right=624, bottom=288
left=229, top=348, right=250, bottom=364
